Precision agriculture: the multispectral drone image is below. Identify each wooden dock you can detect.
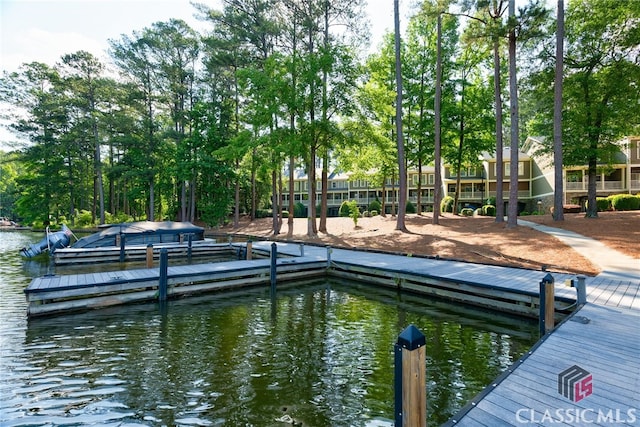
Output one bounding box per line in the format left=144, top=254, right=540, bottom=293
left=445, top=302, right=640, bottom=426
left=52, top=241, right=246, bottom=265
left=26, top=253, right=326, bottom=317
left=27, top=241, right=583, bottom=320
left=22, top=240, right=640, bottom=426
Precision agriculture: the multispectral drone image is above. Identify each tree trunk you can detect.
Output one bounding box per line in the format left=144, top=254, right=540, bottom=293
left=272, top=168, right=279, bottom=234
left=288, top=155, right=295, bottom=235
left=394, top=0, right=407, bottom=231
left=507, top=0, right=519, bottom=228
left=433, top=12, right=443, bottom=225
left=493, top=39, right=505, bottom=223
left=553, top=0, right=565, bottom=221
left=586, top=150, right=599, bottom=218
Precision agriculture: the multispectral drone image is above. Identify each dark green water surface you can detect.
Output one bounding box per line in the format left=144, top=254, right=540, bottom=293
left=0, top=231, right=538, bottom=426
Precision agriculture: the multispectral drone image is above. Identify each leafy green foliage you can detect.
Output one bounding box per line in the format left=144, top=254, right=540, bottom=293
left=609, top=194, right=640, bottom=211
left=339, top=200, right=352, bottom=217
left=482, top=205, right=496, bottom=216
left=441, top=196, right=454, bottom=213
left=368, top=199, right=382, bottom=214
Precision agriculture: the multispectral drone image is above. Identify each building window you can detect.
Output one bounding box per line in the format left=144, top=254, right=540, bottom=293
left=502, top=162, right=525, bottom=177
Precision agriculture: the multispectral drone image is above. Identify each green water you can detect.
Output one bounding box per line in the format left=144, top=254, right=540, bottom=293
left=0, top=231, right=538, bottom=426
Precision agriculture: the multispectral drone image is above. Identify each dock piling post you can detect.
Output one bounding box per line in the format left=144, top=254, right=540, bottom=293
left=159, top=248, right=168, bottom=301
left=247, top=240, right=253, bottom=260
left=394, top=324, right=426, bottom=427
left=119, top=233, right=126, bottom=263
left=187, top=233, right=193, bottom=262
left=146, top=244, right=153, bottom=268
left=539, top=273, right=555, bottom=336
left=575, top=275, right=587, bottom=305
left=327, top=246, right=332, bottom=268
left=300, top=243, right=304, bottom=257
left=270, top=242, right=277, bottom=295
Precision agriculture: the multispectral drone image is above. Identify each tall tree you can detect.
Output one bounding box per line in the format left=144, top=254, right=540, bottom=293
left=60, top=51, right=108, bottom=224
left=460, top=0, right=509, bottom=223
left=393, top=0, right=408, bottom=231
left=507, top=0, right=519, bottom=227
left=433, top=10, right=443, bottom=225
left=110, top=32, right=162, bottom=221
left=552, top=0, right=564, bottom=221
left=525, top=0, right=640, bottom=218
left=145, top=19, right=200, bottom=222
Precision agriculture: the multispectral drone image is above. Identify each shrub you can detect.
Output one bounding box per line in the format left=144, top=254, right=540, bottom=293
left=282, top=210, right=289, bottom=218
left=596, top=197, right=611, bottom=212
left=441, top=196, right=454, bottom=213
left=344, top=200, right=360, bottom=226
left=76, top=210, right=95, bottom=227
left=520, top=211, right=530, bottom=216
left=339, top=200, right=351, bottom=217
left=368, top=199, right=381, bottom=213
left=610, top=194, right=640, bottom=211
left=370, top=210, right=378, bottom=216
left=255, top=209, right=271, bottom=218
left=293, top=202, right=306, bottom=218
left=406, top=201, right=417, bottom=214
left=460, top=208, right=474, bottom=216
left=482, top=204, right=496, bottom=216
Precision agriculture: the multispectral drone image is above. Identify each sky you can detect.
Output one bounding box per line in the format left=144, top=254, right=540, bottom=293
left=0, top=0, right=406, bottom=74
left=0, top=0, right=410, bottom=149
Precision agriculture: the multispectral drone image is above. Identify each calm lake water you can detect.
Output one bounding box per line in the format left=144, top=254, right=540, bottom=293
left=0, top=231, right=538, bottom=426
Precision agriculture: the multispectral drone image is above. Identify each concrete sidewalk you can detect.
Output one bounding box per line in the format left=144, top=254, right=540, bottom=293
left=518, top=219, right=639, bottom=281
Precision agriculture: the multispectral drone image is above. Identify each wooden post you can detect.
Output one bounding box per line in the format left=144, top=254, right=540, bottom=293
left=159, top=248, right=168, bottom=302
left=187, top=233, right=193, bottom=262
left=119, top=233, right=126, bottom=263
left=576, top=275, right=587, bottom=305
left=395, top=324, right=426, bottom=427
left=270, top=242, right=277, bottom=295
left=246, top=240, right=253, bottom=260
left=146, top=244, right=153, bottom=268
left=326, top=246, right=332, bottom=268
left=300, top=243, right=305, bottom=257
left=539, top=273, right=555, bottom=336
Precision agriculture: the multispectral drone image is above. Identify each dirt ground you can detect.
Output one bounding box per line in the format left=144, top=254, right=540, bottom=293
left=215, top=211, right=640, bottom=276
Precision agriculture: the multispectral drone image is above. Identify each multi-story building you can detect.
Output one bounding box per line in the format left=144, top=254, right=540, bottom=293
left=282, top=136, right=639, bottom=216
left=525, top=136, right=640, bottom=209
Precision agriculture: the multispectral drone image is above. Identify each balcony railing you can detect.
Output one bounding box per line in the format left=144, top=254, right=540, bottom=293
left=565, top=181, right=625, bottom=191
left=487, top=191, right=531, bottom=198
left=446, top=191, right=485, bottom=200
left=408, top=196, right=435, bottom=204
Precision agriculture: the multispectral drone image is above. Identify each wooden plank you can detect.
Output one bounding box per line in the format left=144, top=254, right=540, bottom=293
left=450, top=303, right=640, bottom=426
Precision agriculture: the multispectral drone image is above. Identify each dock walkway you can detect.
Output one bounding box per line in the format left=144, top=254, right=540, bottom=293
left=443, top=221, right=639, bottom=426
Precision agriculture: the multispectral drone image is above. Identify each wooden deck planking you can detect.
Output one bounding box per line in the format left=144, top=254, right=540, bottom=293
left=449, top=303, right=640, bottom=426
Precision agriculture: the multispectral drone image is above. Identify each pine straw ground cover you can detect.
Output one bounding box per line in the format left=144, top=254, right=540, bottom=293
left=215, top=210, right=639, bottom=276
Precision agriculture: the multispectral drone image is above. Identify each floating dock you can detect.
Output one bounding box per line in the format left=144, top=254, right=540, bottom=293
left=52, top=241, right=245, bottom=265
left=26, top=242, right=581, bottom=318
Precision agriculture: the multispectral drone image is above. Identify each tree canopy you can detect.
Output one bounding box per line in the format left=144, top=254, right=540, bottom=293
left=1, top=0, right=638, bottom=228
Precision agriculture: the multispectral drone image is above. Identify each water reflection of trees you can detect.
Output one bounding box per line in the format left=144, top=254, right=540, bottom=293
left=23, top=280, right=536, bottom=425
